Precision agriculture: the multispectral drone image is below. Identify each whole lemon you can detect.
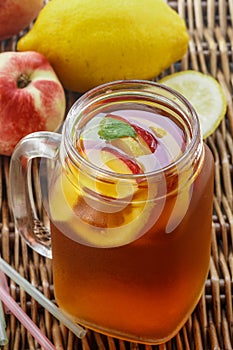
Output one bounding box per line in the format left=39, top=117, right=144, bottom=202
left=17, top=0, right=189, bottom=93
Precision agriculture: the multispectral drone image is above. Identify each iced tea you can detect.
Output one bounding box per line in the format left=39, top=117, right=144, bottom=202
left=48, top=83, right=214, bottom=344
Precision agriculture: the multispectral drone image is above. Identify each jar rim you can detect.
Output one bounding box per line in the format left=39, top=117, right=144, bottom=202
left=63, top=79, right=203, bottom=180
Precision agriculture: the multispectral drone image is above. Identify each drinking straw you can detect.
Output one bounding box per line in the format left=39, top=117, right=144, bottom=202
left=0, top=270, right=55, bottom=350
left=0, top=257, right=86, bottom=340
left=0, top=269, right=8, bottom=346
left=0, top=299, right=8, bottom=346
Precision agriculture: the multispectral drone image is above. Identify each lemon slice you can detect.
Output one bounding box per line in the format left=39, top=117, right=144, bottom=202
left=159, top=70, right=227, bottom=139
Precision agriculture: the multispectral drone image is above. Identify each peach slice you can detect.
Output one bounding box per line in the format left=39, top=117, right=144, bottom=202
left=110, top=136, right=151, bottom=158
left=105, top=114, right=158, bottom=153
left=50, top=170, right=157, bottom=248
left=60, top=148, right=141, bottom=206
left=132, top=124, right=157, bottom=153
left=101, top=146, right=143, bottom=174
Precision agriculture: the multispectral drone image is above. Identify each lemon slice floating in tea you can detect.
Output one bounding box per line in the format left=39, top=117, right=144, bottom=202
left=159, top=70, right=227, bottom=139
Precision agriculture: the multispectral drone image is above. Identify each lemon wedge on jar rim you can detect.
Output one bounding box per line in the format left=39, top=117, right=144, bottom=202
left=159, top=70, right=227, bottom=139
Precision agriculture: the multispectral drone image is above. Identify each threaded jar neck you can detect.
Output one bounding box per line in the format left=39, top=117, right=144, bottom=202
left=61, top=80, right=203, bottom=196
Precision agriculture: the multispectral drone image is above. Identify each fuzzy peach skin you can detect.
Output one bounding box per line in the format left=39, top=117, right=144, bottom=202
left=0, top=0, right=43, bottom=40
left=0, top=51, right=66, bottom=156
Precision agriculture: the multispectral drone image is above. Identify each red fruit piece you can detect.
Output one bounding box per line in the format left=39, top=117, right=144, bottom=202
left=102, top=146, right=143, bottom=175
left=105, top=114, right=157, bottom=153
left=132, top=124, right=157, bottom=153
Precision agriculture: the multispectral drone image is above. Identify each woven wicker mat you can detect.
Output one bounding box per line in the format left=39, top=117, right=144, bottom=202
left=0, top=1, right=233, bottom=349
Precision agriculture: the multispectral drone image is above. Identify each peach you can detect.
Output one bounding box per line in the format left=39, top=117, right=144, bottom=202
left=0, top=0, right=43, bottom=40
left=0, top=51, right=66, bottom=156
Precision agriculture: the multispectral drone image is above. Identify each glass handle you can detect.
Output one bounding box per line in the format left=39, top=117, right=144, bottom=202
left=9, top=131, right=62, bottom=258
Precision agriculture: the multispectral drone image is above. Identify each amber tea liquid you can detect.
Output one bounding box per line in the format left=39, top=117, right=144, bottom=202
left=49, top=104, right=214, bottom=343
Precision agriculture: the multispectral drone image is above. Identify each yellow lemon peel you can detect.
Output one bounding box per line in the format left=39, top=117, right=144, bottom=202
left=17, top=0, right=189, bottom=92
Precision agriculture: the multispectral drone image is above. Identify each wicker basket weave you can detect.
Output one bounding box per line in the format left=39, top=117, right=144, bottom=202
left=0, top=0, right=233, bottom=349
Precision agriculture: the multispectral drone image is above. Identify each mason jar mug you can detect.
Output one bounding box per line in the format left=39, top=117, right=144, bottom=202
left=9, top=80, right=214, bottom=344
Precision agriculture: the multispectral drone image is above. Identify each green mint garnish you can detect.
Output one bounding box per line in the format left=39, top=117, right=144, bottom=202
left=98, top=116, right=136, bottom=140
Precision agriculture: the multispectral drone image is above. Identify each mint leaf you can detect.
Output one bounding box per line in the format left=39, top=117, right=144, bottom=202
left=98, top=116, right=136, bottom=140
